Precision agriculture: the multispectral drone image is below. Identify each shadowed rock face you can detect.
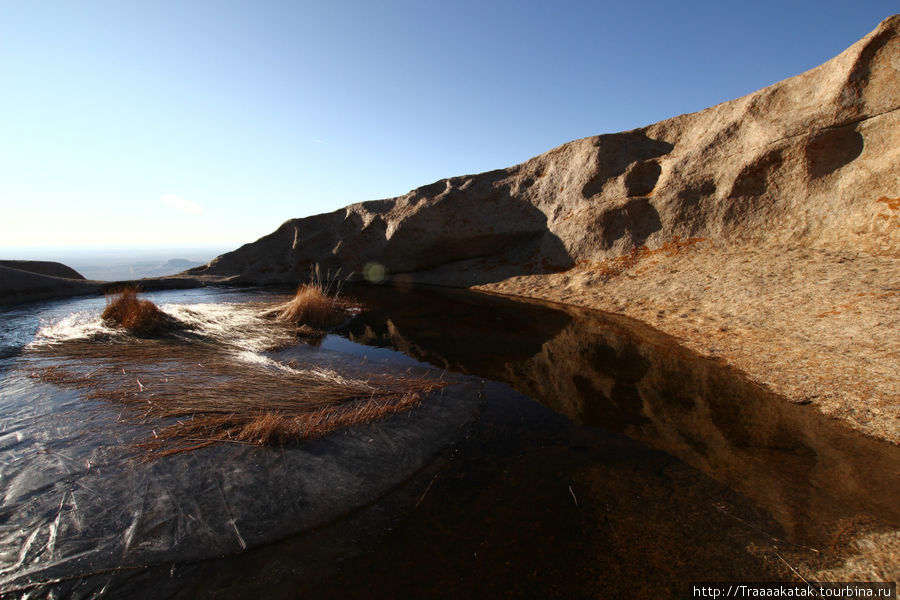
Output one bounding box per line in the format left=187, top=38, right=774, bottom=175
left=0, top=261, right=85, bottom=280
left=189, top=15, right=899, bottom=285
left=0, top=263, right=99, bottom=305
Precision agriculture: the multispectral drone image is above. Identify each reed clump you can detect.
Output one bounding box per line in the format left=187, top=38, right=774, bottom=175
left=266, top=266, right=354, bottom=331
left=101, top=287, right=179, bottom=336
left=274, top=283, right=348, bottom=329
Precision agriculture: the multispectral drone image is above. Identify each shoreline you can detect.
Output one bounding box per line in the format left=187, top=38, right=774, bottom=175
left=3, top=273, right=897, bottom=581
left=476, top=241, right=900, bottom=446
left=4, top=262, right=897, bottom=448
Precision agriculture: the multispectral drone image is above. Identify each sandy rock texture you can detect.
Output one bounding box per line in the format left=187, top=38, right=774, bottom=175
left=190, top=16, right=899, bottom=442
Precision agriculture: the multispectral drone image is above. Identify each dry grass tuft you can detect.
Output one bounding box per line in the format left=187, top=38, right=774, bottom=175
left=101, top=287, right=178, bottom=335
left=265, top=264, right=354, bottom=330
left=274, top=284, right=348, bottom=329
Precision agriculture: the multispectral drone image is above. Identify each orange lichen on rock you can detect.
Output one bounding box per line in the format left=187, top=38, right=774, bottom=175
left=817, top=290, right=898, bottom=318
left=579, top=236, right=708, bottom=280
left=875, top=196, right=900, bottom=229
left=876, top=196, right=900, bottom=211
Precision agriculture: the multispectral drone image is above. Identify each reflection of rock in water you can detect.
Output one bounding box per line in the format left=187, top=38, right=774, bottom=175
left=100, top=381, right=794, bottom=598
left=340, top=286, right=572, bottom=374
left=341, top=286, right=900, bottom=549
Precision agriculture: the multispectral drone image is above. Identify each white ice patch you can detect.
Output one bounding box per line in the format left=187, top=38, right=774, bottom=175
left=161, top=303, right=280, bottom=352
left=233, top=350, right=371, bottom=388
left=234, top=350, right=302, bottom=373
left=26, top=301, right=341, bottom=384
left=28, top=311, right=115, bottom=347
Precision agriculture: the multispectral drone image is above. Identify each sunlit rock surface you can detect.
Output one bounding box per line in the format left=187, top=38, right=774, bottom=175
left=189, top=16, right=900, bottom=443
left=192, top=16, right=898, bottom=283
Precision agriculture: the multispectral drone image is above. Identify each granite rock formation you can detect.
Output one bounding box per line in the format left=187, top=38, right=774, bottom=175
left=191, top=15, right=898, bottom=285
left=189, top=16, right=900, bottom=442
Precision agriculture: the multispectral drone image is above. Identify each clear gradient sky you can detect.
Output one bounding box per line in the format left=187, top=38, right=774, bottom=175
left=1, top=1, right=897, bottom=252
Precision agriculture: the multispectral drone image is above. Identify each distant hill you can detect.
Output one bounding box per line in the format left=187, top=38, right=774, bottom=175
left=71, top=259, right=200, bottom=281
left=0, top=261, right=99, bottom=304
left=0, top=260, right=85, bottom=280
left=164, top=258, right=198, bottom=269
left=65, top=250, right=227, bottom=280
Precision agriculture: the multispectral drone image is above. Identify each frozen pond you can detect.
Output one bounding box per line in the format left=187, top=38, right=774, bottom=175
left=0, top=285, right=897, bottom=598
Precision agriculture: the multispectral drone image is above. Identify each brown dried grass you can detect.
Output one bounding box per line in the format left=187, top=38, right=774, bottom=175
left=101, top=287, right=178, bottom=335
left=144, top=393, right=425, bottom=458
left=28, top=339, right=447, bottom=458
left=274, top=284, right=347, bottom=329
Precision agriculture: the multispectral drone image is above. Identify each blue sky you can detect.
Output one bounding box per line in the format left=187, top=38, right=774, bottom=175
left=1, top=1, right=896, bottom=252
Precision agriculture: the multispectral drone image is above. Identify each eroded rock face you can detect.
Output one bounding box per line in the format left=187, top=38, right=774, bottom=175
left=186, top=17, right=900, bottom=448
left=190, top=15, right=899, bottom=285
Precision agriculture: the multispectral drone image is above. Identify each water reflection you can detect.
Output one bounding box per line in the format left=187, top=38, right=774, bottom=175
left=339, top=285, right=900, bottom=547
left=3, top=285, right=898, bottom=596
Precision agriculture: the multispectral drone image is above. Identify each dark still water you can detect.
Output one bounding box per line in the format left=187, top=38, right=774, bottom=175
left=0, top=285, right=897, bottom=598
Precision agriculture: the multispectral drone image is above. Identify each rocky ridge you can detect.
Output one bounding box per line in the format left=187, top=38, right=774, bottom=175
left=189, top=16, right=900, bottom=442
left=0, top=262, right=100, bottom=305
